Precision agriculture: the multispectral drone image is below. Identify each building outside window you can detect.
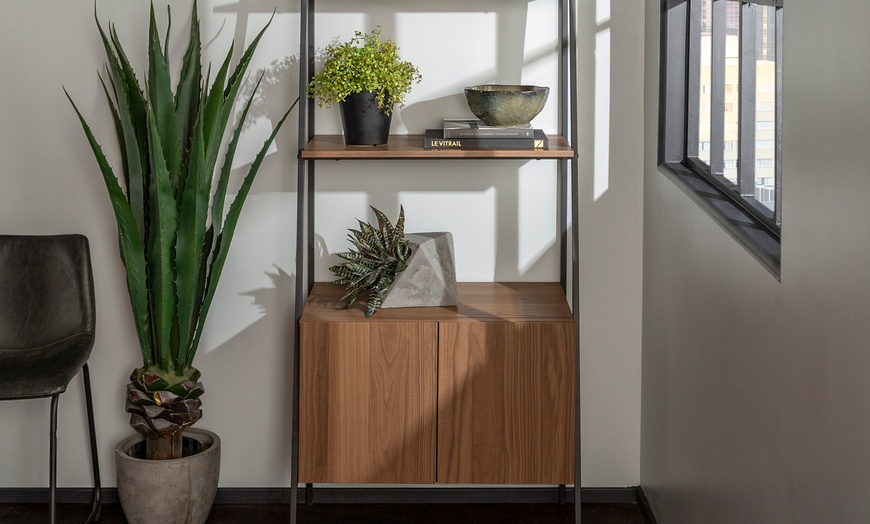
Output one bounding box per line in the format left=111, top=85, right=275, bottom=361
left=659, top=0, right=783, bottom=276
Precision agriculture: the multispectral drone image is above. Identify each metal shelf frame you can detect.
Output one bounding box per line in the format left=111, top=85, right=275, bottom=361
left=290, top=0, right=580, bottom=521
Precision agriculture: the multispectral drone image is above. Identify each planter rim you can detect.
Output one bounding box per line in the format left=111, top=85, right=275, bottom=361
left=115, top=427, right=220, bottom=464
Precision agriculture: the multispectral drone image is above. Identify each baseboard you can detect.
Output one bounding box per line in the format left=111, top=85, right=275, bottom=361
left=0, top=488, right=118, bottom=505
left=296, top=486, right=640, bottom=505
left=0, top=486, right=642, bottom=506
left=636, top=486, right=660, bottom=524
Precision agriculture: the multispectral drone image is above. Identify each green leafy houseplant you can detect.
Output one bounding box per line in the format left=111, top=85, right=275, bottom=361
left=330, top=206, right=412, bottom=317
left=66, top=2, right=296, bottom=460
left=308, top=27, right=422, bottom=114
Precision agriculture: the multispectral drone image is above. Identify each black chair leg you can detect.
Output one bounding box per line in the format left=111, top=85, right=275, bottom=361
left=50, top=394, right=59, bottom=524
left=83, top=363, right=102, bottom=523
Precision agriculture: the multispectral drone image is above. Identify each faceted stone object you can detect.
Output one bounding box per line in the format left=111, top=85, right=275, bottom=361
left=382, top=232, right=458, bottom=309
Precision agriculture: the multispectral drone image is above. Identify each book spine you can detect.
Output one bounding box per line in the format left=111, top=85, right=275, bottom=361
left=443, top=128, right=535, bottom=139
left=423, top=136, right=547, bottom=150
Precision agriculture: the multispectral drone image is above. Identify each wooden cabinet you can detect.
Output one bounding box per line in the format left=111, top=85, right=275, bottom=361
left=438, top=321, right=575, bottom=484
left=298, top=321, right=438, bottom=484
left=299, top=282, right=574, bottom=485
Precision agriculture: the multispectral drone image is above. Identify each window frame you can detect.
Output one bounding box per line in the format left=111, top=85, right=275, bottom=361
left=658, top=0, right=783, bottom=278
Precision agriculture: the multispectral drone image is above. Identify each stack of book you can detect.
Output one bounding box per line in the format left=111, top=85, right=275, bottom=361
left=423, top=118, right=547, bottom=150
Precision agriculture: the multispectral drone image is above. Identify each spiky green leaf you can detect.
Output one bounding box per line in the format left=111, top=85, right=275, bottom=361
left=148, top=4, right=182, bottom=195
left=145, top=105, right=179, bottom=371
left=208, top=15, right=275, bottom=228
left=174, top=108, right=209, bottom=364
left=371, top=206, right=396, bottom=250
left=66, top=90, right=152, bottom=366
left=96, top=13, right=148, bottom=241
left=201, top=45, right=233, bottom=202
left=174, top=0, right=201, bottom=171
left=212, top=73, right=265, bottom=233
left=189, top=98, right=296, bottom=368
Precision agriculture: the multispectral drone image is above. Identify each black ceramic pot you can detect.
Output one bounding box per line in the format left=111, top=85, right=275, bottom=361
left=339, top=91, right=392, bottom=145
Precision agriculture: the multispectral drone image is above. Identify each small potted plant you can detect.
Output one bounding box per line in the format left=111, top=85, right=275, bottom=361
left=308, top=27, right=421, bottom=145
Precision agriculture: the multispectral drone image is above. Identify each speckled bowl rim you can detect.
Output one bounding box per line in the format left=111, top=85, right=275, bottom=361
left=464, top=84, right=550, bottom=94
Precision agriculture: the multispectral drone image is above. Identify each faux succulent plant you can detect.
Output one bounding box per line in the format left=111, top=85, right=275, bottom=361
left=330, top=206, right=412, bottom=317
left=66, top=2, right=295, bottom=459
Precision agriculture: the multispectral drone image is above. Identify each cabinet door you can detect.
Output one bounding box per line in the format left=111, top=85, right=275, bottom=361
left=438, top=321, right=575, bottom=484
left=299, top=321, right=438, bottom=483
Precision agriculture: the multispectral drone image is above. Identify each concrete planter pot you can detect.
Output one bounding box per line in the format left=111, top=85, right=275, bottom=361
left=115, top=428, right=220, bottom=524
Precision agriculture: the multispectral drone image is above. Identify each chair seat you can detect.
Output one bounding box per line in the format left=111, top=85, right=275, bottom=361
left=0, top=331, right=95, bottom=399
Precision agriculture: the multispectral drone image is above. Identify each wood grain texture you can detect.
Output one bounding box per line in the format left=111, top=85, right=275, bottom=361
left=300, top=134, right=574, bottom=159
left=437, top=321, right=575, bottom=484
left=300, top=282, right=574, bottom=323
left=299, top=322, right=438, bottom=483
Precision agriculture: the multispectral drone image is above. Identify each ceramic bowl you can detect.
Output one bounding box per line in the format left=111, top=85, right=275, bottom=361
left=464, top=85, right=550, bottom=127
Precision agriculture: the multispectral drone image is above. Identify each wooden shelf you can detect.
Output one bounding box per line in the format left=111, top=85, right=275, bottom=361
left=291, top=0, right=582, bottom=517
left=301, top=282, right=574, bottom=323
left=300, top=134, right=575, bottom=160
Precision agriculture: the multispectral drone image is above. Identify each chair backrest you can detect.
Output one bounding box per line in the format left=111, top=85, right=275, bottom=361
left=0, top=234, right=95, bottom=349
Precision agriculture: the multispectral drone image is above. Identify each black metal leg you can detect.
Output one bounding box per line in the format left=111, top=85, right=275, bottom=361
left=305, top=483, right=314, bottom=506
left=559, top=484, right=567, bottom=505
left=82, top=364, right=102, bottom=522
left=49, top=394, right=59, bottom=524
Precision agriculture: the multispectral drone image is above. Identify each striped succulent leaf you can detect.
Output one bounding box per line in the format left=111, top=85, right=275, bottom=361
left=330, top=206, right=412, bottom=317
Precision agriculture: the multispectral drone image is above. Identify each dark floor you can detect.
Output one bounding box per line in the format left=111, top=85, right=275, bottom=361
left=0, top=502, right=650, bottom=523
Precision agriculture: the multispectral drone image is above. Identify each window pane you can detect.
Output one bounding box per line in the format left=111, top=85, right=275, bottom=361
left=698, top=0, right=713, bottom=164
left=723, top=0, right=740, bottom=184
left=754, top=4, right=777, bottom=212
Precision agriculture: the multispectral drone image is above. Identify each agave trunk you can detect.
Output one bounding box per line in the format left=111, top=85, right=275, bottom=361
left=126, top=367, right=204, bottom=460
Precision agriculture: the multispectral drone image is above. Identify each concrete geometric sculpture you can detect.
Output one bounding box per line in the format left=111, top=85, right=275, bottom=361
left=381, top=232, right=458, bottom=309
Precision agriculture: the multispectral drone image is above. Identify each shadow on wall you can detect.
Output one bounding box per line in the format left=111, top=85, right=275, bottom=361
left=239, top=55, right=300, bottom=132
left=199, top=265, right=297, bottom=480
left=190, top=2, right=303, bottom=482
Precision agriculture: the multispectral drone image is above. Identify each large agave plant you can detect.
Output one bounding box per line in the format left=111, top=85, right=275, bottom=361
left=331, top=206, right=412, bottom=317
left=66, top=2, right=296, bottom=459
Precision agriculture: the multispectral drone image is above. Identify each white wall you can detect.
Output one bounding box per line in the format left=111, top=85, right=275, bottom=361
left=642, top=0, right=870, bottom=521
left=0, top=0, right=644, bottom=489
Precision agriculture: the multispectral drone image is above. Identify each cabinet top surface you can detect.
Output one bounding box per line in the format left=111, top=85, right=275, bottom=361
left=301, top=282, right=574, bottom=323
left=300, top=135, right=574, bottom=160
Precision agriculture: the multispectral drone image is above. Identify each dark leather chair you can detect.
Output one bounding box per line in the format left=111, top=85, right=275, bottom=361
left=0, top=234, right=101, bottom=523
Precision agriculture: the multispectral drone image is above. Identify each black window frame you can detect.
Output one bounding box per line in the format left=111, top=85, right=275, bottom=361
left=658, top=0, right=783, bottom=278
